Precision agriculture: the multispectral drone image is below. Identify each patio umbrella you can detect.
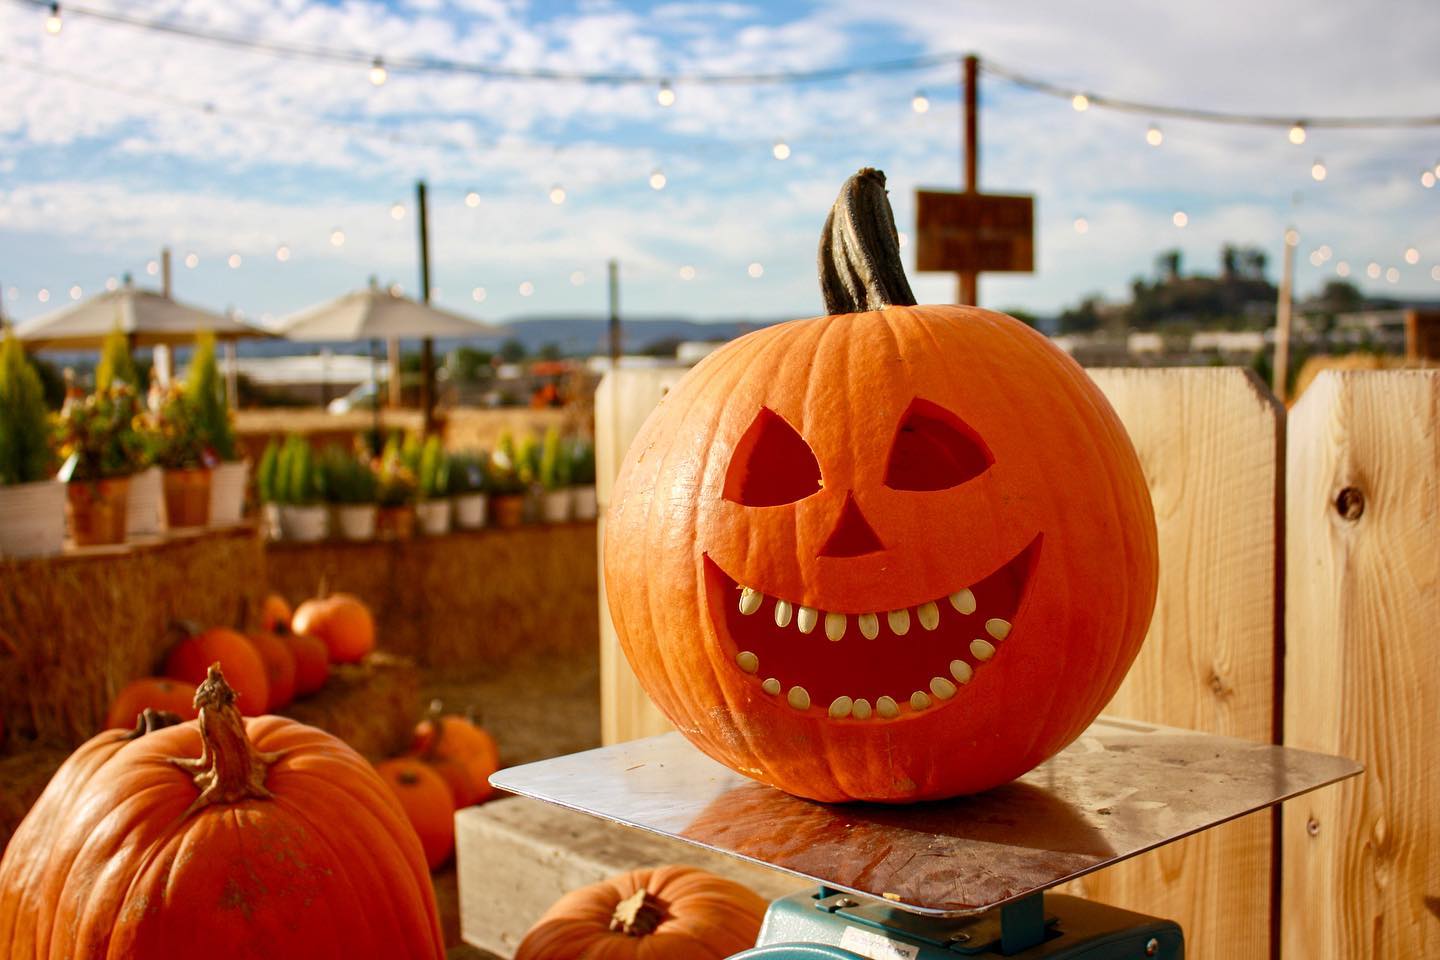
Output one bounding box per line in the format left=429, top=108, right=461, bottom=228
left=14, top=284, right=268, bottom=349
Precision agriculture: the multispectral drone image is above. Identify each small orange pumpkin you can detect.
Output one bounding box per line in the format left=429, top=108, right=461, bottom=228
left=286, top=631, right=331, bottom=697
left=164, top=626, right=269, bottom=717
left=259, top=592, right=294, bottom=634
left=248, top=631, right=298, bottom=710
left=105, top=677, right=198, bottom=729
left=375, top=758, right=455, bottom=871
left=515, top=865, right=767, bottom=960
left=292, top=592, right=375, bottom=664
left=409, top=701, right=499, bottom=808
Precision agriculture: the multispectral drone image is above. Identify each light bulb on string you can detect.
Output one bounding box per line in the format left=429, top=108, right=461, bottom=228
left=1366, top=262, right=1380, bottom=279
left=911, top=90, right=930, bottom=114
left=471, top=287, right=486, bottom=303
left=1385, top=267, right=1399, bottom=283
left=44, top=3, right=61, bottom=35
left=228, top=254, right=242, bottom=269
left=184, top=252, right=199, bottom=268
left=772, top=140, right=790, bottom=160
left=747, top=262, right=764, bottom=278
left=145, top=260, right=159, bottom=276
left=1145, top=124, right=1163, bottom=147
left=548, top=185, right=566, bottom=205
left=465, top=191, right=480, bottom=208
left=1285, top=228, right=1300, bottom=247
left=1308, top=250, right=1323, bottom=267
left=1422, top=170, right=1436, bottom=189
left=679, top=265, right=696, bottom=280
left=69, top=285, right=82, bottom=300
left=1432, top=265, right=1440, bottom=282
left=276, top=244, right=291, bottom=262
left=329, top=229, right=345, bottom=247
left=104, top=277, right=117, bottom=291
left=656, top=80, right=675, bottom=107
left=1336, top=261, right=1350, bottom=278
left=519, top=281, right=534, bottom=296
left=570, top=271, right=585, bottom=286
left=1288, top=123, right=1307, bottom=145
left=1073, top=216, right=1089, bottom=234
left=1405, top=247, right=1420, bottom=264
left=649, top=169, right=667, bottom=190
left=1172, top=210, right=1188, bottom=228
left=1433, top=159, right=1440, bottom=177
left=1071, top=93, right=1090, bottom=112
left=1318, top=245, right=1332, bottom=260
left=37, top=289, right=49, bottom=303
left=1311, top=158, right=1327, bottom=182
left=368, top=57, right=387, bottom=87
left=390, top=202, right=405, bottom=220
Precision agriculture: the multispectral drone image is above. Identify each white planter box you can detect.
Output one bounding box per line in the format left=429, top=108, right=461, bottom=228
left=0, top=479, right=66, bottom=558
left=333, top=504, right=378, bottom=541
left=209, top=460, right=249, bottom=527
left=280, top=504, right=328, bottom=542
left=571, top=485, right=597, bottom=521
left=262, top=503, right=282, bottom=540
left=125, top=466, right=165, bottom=537
left=454, top=493, right=488, bottom=529
left=541, top=489, right=572, bottom=523
left=416, top=499, right=453, bottom=536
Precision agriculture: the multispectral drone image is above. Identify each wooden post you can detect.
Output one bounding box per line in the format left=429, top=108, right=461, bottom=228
left=155, top=247, right=174, bottom=386
left=1283, top=370, right=1440, bottom=959
left=417, top=179, right=435, bottom=432
left=388, top=337, right=402, bottom=409
left=607, top=259, right=621, bottom=365
left=161, top=247, right=172, bottom=299
left=223, top=337, right=239, bottom=409
left=1274, top=229, right=1297, bottom=402
left=1057, top=368, right=1284, bottom=960
left=958, top=54, right=979, bottom=307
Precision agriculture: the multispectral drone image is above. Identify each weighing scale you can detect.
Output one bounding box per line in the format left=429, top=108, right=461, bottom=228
left=492, top=716, right=1359, bottom=959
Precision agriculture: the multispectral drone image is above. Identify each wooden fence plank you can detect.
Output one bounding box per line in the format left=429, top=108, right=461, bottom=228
left=1059, top=368, right=1283, bottom=960
left=1282, top=370, right=1439, bottom=959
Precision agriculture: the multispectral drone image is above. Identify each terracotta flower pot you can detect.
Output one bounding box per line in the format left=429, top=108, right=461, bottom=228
left=68, top=476, right=131, bottom=547
left=163, top=467, right=212, bottom=529
left=377, top=504, right=417, bottom=540
left=0, top=479, right=67, bottom=557
left=490, top=494, right=525, bottom=529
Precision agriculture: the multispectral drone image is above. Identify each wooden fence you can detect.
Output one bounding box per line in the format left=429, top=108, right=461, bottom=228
left=595, top=366, right=1439, bottom=960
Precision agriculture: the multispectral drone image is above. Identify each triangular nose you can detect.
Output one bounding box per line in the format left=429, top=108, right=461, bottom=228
left=820, top=492, right=885, bottom=557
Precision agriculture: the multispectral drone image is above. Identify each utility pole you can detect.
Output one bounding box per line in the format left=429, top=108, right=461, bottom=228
left=417, top=179, right=435, bottom=431
left=607, top=259, right=621, bottom=366
left=959, top=54, right=979, bottom=307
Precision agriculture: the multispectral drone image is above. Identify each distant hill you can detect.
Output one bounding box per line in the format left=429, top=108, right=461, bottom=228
left=498, top=315, right=786, bottom=355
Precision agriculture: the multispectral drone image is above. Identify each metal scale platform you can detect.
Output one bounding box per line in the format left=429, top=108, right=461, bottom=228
left=492, top=716, right=1359, bottom=959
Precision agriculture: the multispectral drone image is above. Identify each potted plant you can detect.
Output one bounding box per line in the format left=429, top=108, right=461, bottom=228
left=55, top=386, right=147, bottom=546
left=488, top=431, right=527, bottom=529
left=95, top=328, right=164, bottom=539
left=275, top=435, right=327, bottom=541
left=538, top=425, right=572, bottom=523
left=188, top=333, right=248, bottom=526
left=448, top=451, right=488, bottom=530
left=569, top=437, right=597, bottom=521
left=321, top=442, right=378, bottom=541
left=256, top=436, right=282, bottom=539
left=152, top=384, right=214, bottom=528
left=0, top=329, right=65, bottom=557
left=414, top=435, right=452, bottom=536
left=375, top=434, right=417, bottom=539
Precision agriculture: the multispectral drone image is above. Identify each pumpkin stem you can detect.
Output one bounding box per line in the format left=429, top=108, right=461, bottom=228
left=169, top=662, right=282, bottom=818
left=421, top=699, right=446, bottom=760
left=818, top=167, right=918, bottom=315
left=609, top=888, right=668, bottom=937
left=122, top=708, right=182, bottom=741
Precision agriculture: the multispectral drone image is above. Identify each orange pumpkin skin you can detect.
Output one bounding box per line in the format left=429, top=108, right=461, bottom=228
left=248, top=631, right=298, bottom=710
left=604, top=305, right=1158, bottom=802
left=164, top=627, right=270, bottom=717
left=409, top=714, right=499, bottom=808
left=0, top=682, right=445, bottom=958
left=105, top=677, right=198, bottom=728
left=293, top=593, right=375, bottom=664
left=515, top=865, right=767, bottom=960
left=259, top=592, right=293, bottom=634
left=375, top=758, right=455, bottom=871
left=287, top=631, right=331, bottom=696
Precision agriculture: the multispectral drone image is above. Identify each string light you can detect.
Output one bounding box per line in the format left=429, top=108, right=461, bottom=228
left=1311, top=158, right=1327, bottom=181
left=569, top=271, right=585, bottom=286
left=464, top=191, right=480, bottom=208
left=471, top=287, right=486, bottom=302
left=1336, top=261, right=1350, bottom=277
left=368, top=57, right=387, bottom=86
left=548, top=185, right=566, bottom=205
left=389, top=283, right=402, bottom=296
left=145, top=260, right=159, bottom=275
left=747, top=262, right=764, bottom=278
left=1172, top=210, right=1188, bottom=228
left=911, top=90, right=929, bottom=113
left=1308, top=250, right=1323, bottom=267
left=1073, top=216, right=1089, bottom=234
left=772, top=140, right=790, bottom=160
left=1366, top=262, right=1381, bottom=279
left=37, top=288, right=50, bottom=302
left=1285, top=228, right=1300, bottom=247
left=184, top=252, right=198, bottom=268
left=329, top=228, right=345, bottom=247
left=518, top=281, right=534, bottom=296
left=679, top=265, right=696, bottom=280
left=1385, top=266, right=1399, bottom=283
left=275, top=244, right=291, bottom=262
left=656, top=80, right=675, bottom=107
left=1433, top=159, right=1440, bottom=176
left=1145, top=124, right=1163, bottom=146
left=1071, top=93, right=1090, bottom=112
left=1432, top=265, right=1440, bottom=282
left=1318, top=245, right=1332, bottom=260
left=1423, top=170, right=1437, bottom=189
left=648, top=168, right=667, bottom=190
left=389, top=202, right=405, bottom=220
left=44, top=2, right=61, bottom=35
left=1288, top=122, right=1307, bottom=145
left=228, top=253, right=242, bottom=268
left=69, top=284, right=82, bottom=300
left=104, top=277, right=117, bottom=291
left=1405, top=247, right=1420, bottom=264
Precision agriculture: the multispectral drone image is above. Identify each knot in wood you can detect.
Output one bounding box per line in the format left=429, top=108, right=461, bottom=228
left=1334, top=486, right=1365, bottom=521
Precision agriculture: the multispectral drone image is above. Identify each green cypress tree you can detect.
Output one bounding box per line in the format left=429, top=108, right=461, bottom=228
left=95, top=321, right=140, bottom=391
left=186, top=332, right=237, bottom=461
left=0, top=330, right=55, bottom=485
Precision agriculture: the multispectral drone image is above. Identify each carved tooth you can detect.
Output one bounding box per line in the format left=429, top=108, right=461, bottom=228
left=797, top=606, right=818, bottom=634
left=949, top=588, right=976, bottom=615
left=787, top=685, right=811, bottom=711
left=852, top=698, right=873, bottom=720
left=858, top=613, right=879, bottom=640
left=949, top=659, right=974, bottom=684
left=917, top=601, right=940, bottom=631
left=970, top=638, right=996, bottom=661
left=985, top=617, right=1011, bottom=640
left=910, top=691, right=932, bottom=711
left=736, top=651, right=759, bottom=674
left=762, top=677, right=781, bottom=695
left=773, top=599, right=793, bottom=629
left=876, top=696, right=900, bottom=719
left=824, top=612, right=847, bottom=641
left=886, top=609, right=910, bottom=636
left=828, top=696, right=854, bottom=719
left=738, top=587, right=762, bottom=616
left=930, top=676, right=957, bottom=700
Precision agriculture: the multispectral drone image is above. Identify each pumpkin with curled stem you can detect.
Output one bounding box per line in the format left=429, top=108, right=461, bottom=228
left=0, top=665, right=446, bottom=958
left=603, top=167, right=1159, bottom=803
left=408, top=700, right=499, bottom=808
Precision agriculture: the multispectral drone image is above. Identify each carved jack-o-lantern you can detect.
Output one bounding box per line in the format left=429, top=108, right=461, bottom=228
left=604, top=169, right=1158, bottom=802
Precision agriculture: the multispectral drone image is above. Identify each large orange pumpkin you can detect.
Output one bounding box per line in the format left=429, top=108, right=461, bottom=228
left=286, top=631, right=331, bottom=696
left=292, top=592, right=375, bottom=664
left=408, top=701, right=499, bottom=808
left=164, top=626, right=269, bottom=717
left=0, top=666, right=445, bottom=958
left=374, top=758, right=455, bottom=871
left=515, top=865, right=767, bottom=960
left=604, top=169, right=1158, bottom=802
left=105, top=677, right=198, bottom=729
left=259, top=592, right=293, bottom=634
left=248, top=631, right=298, bottom=710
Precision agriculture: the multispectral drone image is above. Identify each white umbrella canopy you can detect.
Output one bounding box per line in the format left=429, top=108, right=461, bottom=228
left=14, top=286, right=269, bottom=349
left=278, top=286, right=499, bottom=342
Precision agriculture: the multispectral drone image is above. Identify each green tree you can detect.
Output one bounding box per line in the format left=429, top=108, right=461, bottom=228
left=95, top=322, right=140, bottom=391
left=0, top=330, right=54, bottom=484
left=499, top=338, right=528, bottom=363
left=185, top=332, right=237, bottom=460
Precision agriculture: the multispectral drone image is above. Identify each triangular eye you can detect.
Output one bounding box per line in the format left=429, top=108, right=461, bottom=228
left=723, top=407, right=822, bottom=506
left=884, top=398, right=992, bottom=491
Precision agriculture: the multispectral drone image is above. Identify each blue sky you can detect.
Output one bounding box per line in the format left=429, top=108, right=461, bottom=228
left=1, top=0, right=1438, bottom=328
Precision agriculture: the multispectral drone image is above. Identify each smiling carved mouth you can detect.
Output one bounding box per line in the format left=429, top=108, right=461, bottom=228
left=705, top=535, right=1041, bottom=721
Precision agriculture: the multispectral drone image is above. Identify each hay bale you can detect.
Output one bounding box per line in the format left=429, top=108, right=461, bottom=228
left=282, top=652, right=422, bottom=761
